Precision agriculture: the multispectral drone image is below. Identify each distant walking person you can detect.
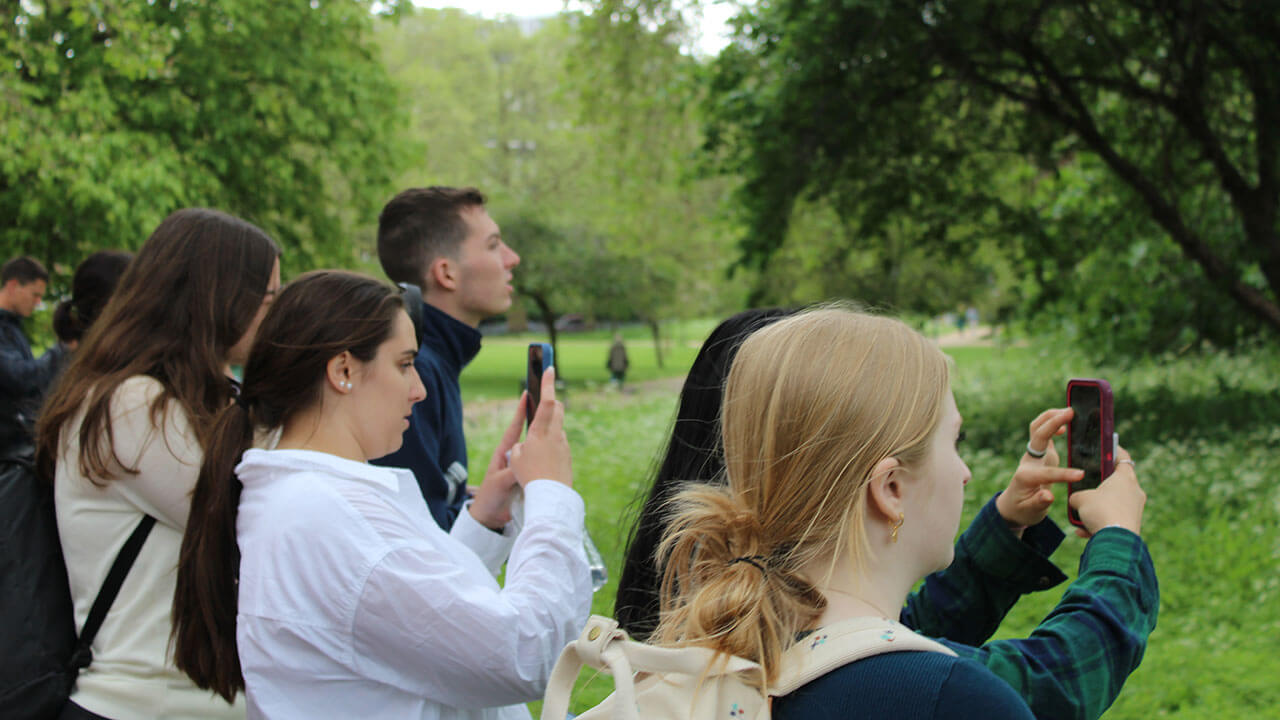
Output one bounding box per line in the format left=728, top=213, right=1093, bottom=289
left=607, top=333, right=629, bottom=388
left=0, top=256, right=69, bottom=456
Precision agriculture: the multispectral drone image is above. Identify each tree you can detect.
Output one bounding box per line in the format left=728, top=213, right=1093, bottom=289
left=1, top=0, right=407, bottom=274
left=696, top=0, right=1279, bottom=346
left=379, top=6, right=744, bottom=364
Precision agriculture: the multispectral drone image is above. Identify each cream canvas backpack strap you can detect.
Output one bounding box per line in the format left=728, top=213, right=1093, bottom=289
left=771, top=617, right=957, bottom=697
left=541, top=615, right=767, bottom=720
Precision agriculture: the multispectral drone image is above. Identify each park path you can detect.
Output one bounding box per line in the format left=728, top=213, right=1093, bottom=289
left=463, top=375, right=684, bottom=429
left=464, top=325, right=994, bottom=426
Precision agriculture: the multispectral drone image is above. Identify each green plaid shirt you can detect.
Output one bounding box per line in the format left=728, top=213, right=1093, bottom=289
left=903, top=497, right=1159, bottom=720
left=904, top=494, right=1070, bottom=644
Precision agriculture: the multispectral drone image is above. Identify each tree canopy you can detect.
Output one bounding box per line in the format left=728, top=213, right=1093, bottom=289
left=693, top=0, right=1279, bottom=349
left=378, top=6, right=743, bottom=361
left=2, top=0, right=407, bottom=274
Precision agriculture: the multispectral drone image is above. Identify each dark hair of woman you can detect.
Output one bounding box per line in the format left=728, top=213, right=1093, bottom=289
left=172, top=270, right=405, bottom=702
left=614, top=307, right=797, bottom=640
left=35, top=209, right=280, bottom=483
left=51, top=250, right=133, bottom=343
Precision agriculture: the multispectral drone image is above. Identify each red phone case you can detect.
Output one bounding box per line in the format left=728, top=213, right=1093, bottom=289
left=1066, top=378, right=1114, bottom=528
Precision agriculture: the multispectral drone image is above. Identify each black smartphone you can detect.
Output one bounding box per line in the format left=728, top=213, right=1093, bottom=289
left=526, top=342, right=554, bottom=426
left=1066, top=378, right=1115, bottom=528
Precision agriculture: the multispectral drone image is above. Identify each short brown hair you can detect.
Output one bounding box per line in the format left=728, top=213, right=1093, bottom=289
left=376, top=186, right=487, bottom=287
left=2, top=256, right=49, bottom=285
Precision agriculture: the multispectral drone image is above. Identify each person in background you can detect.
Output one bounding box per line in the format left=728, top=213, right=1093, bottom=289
left=51, top=250, right=133, bottom=349
left=373, top=186, right=521, bottom=531
left=650, top=306, right=1156, bottom=719
left=36, top=208, right=280, bottom=720
left=607, top=332, right=629, bottom=389
left=173, top=271, right=590, bottom=720
left=0, top=255, right=69, bottom=456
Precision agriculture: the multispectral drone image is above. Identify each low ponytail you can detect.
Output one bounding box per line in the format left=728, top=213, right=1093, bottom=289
left=653, top=485, right=825, bottom=686
left=653, top=308, right=951, bottom=687
left=170, top=271, right=407, bottom=702
left=172, top=396, right=256, bottom=702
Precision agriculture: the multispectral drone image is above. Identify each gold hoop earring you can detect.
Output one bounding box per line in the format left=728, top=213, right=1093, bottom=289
left=890, top=513, right=905, bottom=543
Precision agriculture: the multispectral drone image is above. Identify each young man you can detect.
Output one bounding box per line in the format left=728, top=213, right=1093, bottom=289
left=373, top=187, right=521, bottom=530
left=0, top=256, right=68, bottom=456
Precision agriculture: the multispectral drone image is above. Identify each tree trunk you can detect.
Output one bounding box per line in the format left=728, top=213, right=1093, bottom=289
left=529, top=292, right=562, bottom=380
left=647, top=317, right=664, bottom=369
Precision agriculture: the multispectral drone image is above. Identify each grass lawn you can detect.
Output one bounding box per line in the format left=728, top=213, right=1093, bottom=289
left=462, top=327, right=1280, bottom=718
left=459, top=319, right=716, bottom=404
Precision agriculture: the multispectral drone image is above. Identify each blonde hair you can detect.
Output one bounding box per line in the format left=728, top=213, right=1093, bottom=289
left=653, top=306, right=950, bottom=685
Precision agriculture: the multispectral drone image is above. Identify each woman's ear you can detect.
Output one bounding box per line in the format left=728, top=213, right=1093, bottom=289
left=866, top=456, right=905, bottom=523
left=325, top=351, right=355, bottom=394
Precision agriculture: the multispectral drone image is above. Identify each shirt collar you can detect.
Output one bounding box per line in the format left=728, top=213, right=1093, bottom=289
left=420, top=302, right=482, bottom=371
left=238, top=448, right=411, bottom=493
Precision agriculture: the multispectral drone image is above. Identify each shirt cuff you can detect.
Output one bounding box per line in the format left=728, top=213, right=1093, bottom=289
left=522, top=479, right=585, bottom=531
left=451, top=501, right=515, bottom=575
left=964, top=494, right=1068, bottom=592
left=1079, top=526, right=1160, bottom=618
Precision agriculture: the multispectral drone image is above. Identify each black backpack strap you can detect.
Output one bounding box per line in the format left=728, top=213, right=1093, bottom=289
left=67, top=515, right=157, bottom=672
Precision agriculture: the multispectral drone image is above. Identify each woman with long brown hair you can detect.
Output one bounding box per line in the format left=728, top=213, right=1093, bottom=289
left=37, top=208, right=280, bottom=720
left=172, top=271, right=590, bottom=719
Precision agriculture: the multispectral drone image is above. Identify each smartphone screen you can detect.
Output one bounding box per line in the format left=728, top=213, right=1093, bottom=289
left=1067, top=378, right=1114, bottom=527
left=1068, top=385, right=1104, bottom=492
left=526, top=343, right=552, bottom=425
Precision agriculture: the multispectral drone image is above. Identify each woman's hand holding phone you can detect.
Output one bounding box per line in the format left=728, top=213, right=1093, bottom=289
left=996, top=407, right=1085, bottom=534
left=467, top=391, right=529, bottom=530
left=1067, top=445, right=1145, bottom=537
left=510, top=367, right=573, bottom=490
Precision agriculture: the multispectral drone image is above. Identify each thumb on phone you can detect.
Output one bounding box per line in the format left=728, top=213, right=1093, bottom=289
left=1068, top=446, right=1145, bottom=537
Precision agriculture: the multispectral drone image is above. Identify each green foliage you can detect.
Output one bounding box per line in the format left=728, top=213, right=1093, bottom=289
left=2, top=0, right=409, bottom=277
left=463, top=330, right=1280, bottom=716
left=376, top=6, right=746, bottom=350
left=694, top=0, right=1280, bottom=349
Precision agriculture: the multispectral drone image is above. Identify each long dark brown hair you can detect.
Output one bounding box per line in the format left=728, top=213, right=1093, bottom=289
left=35, top=208, right=280, bottom=483
left=615, top=308, right=797, bottom=641
left=172, top=270, right=404, bottom=702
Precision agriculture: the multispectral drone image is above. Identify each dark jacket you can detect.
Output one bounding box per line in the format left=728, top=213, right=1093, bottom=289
left=371, top=302, right=481, bottom=530
left=0, top=309, right=67, bottom=457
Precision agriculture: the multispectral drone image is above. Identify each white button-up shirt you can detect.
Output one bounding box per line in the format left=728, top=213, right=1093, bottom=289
left=234, top=449, right=591, bottom=720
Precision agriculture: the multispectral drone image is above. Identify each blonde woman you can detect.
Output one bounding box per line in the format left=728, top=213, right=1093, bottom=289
left=654, top=308, right=1155, bottom=719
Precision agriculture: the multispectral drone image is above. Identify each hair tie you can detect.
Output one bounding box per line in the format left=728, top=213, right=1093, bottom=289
left=229, top=379, right=250, bottom=411
left=728, top=555, right=768, bottom=574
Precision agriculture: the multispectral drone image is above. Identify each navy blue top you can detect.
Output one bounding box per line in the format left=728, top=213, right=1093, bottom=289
left=0, top=308, right=67, bottom=456
left=774, top=650, right=1035, bottom=720
left=371, top=302, right=480, bottom=530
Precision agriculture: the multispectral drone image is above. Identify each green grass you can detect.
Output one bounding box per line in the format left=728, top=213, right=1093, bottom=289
left=462, top=329, right=1280, bottom=718
left=459, top=319, right=715, bottom=403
